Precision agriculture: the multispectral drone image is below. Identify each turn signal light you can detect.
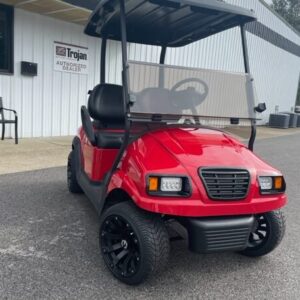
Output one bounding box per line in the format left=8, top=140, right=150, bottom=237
left=148, top=177, right=159, bottom=192
left=274, top=176, right=283, bottom=190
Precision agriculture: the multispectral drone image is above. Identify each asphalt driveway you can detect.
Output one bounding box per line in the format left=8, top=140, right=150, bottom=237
left=0, top=133, right=299, bottom=299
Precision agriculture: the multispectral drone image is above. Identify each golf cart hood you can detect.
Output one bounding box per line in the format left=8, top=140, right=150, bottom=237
left=129, top=127, right=279, bottom=174
left=150, top=127, right=247, bottom=168
left=115, top=126, right=287, bottom=217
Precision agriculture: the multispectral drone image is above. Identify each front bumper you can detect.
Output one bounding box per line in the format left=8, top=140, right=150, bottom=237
left=180, top=215, right=255, bottom=253
left=134, top=193, right=287, bottom=217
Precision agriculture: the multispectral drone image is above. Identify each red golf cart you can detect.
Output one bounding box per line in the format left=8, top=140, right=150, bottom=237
left=68, top=0, right=287, bottom=285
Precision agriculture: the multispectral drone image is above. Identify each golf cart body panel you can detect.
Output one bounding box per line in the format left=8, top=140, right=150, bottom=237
left=85, top=0, right=256, bottom=47
left=76, top=120, right=287, bottom=218
left=104, top=126, right=286, bottom=217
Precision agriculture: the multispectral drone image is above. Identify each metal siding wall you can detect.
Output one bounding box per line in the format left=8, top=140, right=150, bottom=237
left=0, top=1, right=299, bottom=138
left=228, top=0, right=300, bottom=44
left=227, top=0, right=300, bottom=122
left=107, top=28, right=245, bottom=82
left=247, top=32, right=300, bottom=119
left=0, top=8, right=101, bottom=138
left=164, top=28, right=245, bottom=72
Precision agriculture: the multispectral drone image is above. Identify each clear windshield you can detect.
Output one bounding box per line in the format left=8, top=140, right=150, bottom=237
left=128, top=61, right=257, bottom=123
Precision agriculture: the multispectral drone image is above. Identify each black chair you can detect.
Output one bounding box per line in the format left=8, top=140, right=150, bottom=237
left=0, top=97, right=18, bottom=144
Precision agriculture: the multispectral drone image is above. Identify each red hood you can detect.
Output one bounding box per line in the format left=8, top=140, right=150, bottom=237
left=117, top=126, right=286, bottom=216
left=147, top=127, right=278, bottom=174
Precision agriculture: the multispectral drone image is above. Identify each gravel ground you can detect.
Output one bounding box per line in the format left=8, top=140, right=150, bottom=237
left=0, top=133, right=299, bottom=300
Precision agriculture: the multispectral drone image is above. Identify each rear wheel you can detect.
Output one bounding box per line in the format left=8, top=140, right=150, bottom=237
left=67, top=151, right=83, bottom=193
left=240, top=210, right=286, bottom=257
left=99, top=201, right=170, bottom=285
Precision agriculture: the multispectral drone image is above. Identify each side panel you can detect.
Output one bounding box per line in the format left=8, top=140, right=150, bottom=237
left=92, top=148, right=119, bottom=181
left=72, top=136, right=103, bottom=214
left=79, top=128, right=119, bottom=181
left=81, top=136, right=94, bottom=178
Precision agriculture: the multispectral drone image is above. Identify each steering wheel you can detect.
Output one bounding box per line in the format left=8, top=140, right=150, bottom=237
left=171, top=78, right=209, bottom=105
left=170, top=78, right=209, bottom=124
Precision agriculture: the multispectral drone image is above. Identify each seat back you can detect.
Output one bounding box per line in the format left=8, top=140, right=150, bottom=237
left=88, top=84, right=125, bottom=129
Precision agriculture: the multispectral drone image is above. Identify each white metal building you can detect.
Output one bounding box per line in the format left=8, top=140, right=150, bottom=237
left=0, top=0, right=299, bottom=138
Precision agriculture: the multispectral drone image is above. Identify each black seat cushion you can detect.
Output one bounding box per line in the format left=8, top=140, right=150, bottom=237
left=88, top=84, right=125, bottom=129
left=95, top=130, right=141, bottom=149
left=95, top=131, right=124, bottom=149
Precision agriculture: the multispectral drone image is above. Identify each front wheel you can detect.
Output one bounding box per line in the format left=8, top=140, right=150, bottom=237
left=99, top=201, right=170, bottom=285
left=240, top=210, right=286, bottom=257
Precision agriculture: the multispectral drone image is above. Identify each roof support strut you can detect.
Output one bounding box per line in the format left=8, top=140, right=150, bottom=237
left=241, top=25, right=250, bottom=74
left=100, top=38, right=107, bottom=84
left=241, top=24, right=256, bottom=152
left=159, top=46, right=167, bottom=88
left=100, top=0, right=131, bottom=209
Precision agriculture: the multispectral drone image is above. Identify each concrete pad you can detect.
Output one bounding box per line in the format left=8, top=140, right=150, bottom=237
left=226, top=126, right=300, bottom=141
left=0, top=137, right=72, bottom=175
left=256, top=126, right=300, bottom=140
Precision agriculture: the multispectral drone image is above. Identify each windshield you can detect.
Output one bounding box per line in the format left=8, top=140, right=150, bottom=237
left=128, top=61, right=257, bottom=123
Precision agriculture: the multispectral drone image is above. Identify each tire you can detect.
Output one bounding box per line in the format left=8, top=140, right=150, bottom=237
left=67, top=151, right=83, bottom=194
left=99, top=201, right=170, bottom=285
left=240, top=210, right=286, bottom=257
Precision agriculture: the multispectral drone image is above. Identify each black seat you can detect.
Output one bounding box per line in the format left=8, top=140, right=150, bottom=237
left=82, top=84, right=125, bottom=149
left=95, top=131, right=124, bottom=148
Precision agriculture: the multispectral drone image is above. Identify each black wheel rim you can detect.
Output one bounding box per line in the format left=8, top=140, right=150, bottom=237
left=100, top=215, right=141, bottom=278
left=247, top=214, right=270, bottom=248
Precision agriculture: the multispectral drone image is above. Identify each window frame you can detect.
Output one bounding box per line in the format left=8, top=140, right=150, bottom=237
left=0, top=4, right=14, bottom=75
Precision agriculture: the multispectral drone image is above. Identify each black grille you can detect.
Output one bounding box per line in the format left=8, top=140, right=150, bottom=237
left=203, top=227, right=251, bottom=252
left=200, top=168, right=250, bottom=200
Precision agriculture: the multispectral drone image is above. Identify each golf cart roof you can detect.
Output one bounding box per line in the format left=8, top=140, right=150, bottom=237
left=85, top=0, right=256, bottom=47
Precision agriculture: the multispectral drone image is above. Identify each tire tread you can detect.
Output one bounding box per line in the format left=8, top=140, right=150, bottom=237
left=67, top=151, right=83, bottom=194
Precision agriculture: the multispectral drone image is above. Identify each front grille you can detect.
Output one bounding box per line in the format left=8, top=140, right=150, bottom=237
left=200, top=168, right=250, bottom=200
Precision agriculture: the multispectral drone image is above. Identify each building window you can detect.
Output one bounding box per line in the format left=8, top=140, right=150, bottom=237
left=0, top=4, right=13, bottom=74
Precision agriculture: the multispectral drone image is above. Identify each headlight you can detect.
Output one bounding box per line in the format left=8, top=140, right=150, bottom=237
left=258, top=177, right=273, bottom=190
left=147, top=175, right=190, bottom=196
left=161, top=177, right=182, bottom=192
left=258, top=176, right=286, bottom=194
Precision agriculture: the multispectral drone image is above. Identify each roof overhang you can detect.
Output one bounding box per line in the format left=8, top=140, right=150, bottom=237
left=0, top=0, right=97, bottom=25
left=85, top=0, right=257, bottom=47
